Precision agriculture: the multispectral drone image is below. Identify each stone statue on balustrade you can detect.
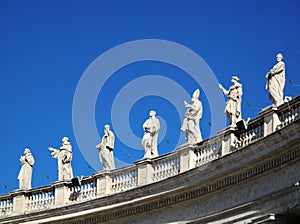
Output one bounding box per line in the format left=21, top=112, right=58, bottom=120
left=218, top=76, right=243, bottom=126
left=49, top=137, right=73, bottom=181
left=266, top=53, right=286, bottom=107
left=142, top=110, right=160, bottom=159
left=96, top=124, right=115, bottom=170
left=181, top=89, right=203, bottom=144
left=18, top=148, right=35, bottom=190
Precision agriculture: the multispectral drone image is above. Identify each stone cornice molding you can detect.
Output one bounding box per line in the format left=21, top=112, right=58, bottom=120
left=2, top=119, right=298, bottom=224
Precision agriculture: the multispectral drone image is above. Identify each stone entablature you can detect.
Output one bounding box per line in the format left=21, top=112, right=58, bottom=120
left=0, top=95, right=300, bottom=223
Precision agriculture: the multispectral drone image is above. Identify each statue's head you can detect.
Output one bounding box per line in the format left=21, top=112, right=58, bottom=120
left=149, top=110, right=156, bottom=117
left=276, top=53, right=283, bottom=61
left=192, top=89, right=200, bottom=100
left=24, top=148, right=31, bottom=154
left=62, top=136, right=69, bottom=142
left=231, top=76, right=239, bottom=82
left=104, top=124, right=110, bottom=130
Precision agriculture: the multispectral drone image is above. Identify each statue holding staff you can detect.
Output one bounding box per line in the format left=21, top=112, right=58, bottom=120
left=181, top=89, right=203, bottom=144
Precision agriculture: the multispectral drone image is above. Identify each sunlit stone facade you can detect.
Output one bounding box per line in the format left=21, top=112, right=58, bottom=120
left=1, top=96, right=300, bottom=224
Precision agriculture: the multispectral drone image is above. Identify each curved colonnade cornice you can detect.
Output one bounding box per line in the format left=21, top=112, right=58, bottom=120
left=0, top=96, right=300, bottom=224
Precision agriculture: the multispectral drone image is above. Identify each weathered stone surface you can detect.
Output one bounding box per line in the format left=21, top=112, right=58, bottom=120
left=1, top=96, right=300, bottom=224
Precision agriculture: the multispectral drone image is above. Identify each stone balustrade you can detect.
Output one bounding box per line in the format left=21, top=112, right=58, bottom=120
left=110, top=165, right=138, bottom=193
left=278, top=96, right=300, bottom=129
left=152, top=153, right=180, bottom=182
left=0, top=95, right=299, bottom=219
left=0, top=196, right=13, bottom=215
left=195, top=135, right=222, bottom=166
left=27, top=186, right=55, bottom=211
left=237, top=116, right=264, bottom=148
left=69, top=177, right=97, bottom=202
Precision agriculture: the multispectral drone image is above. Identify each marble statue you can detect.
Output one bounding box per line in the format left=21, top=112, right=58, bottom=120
left=18, top=148, right=35, bottom=190
left=218, top=76, right=243, bottom=126
left=181, top=89, right=203, bottom=144
left=96, top=124, right=115, bottom=170
left=142, top=110, right=160, bottom=159
left=266, top=53, right=286, bottom=107
left=49, top=137, right=73, bottom=181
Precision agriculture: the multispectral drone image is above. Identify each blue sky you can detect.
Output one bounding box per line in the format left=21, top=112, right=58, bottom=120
left=0, top=0, right=300, bottom=195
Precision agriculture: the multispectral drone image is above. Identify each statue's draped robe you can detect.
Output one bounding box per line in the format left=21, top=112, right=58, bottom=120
left=225, top=83, right=243, bottom=125
left=51, top=142, right=73, bottom=181
left=266, top=61, right=285, bottom=106
left=18, top=153, right=35, bottom=189
left=97, top=130, right=115, bottom=170
left=181, top=99, right=203, bottom=144
left=142, top=117, right=160, bottom=158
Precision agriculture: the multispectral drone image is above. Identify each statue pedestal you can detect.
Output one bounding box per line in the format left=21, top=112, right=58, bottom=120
left=176, top=144, right=198, bottom=171
left=218, top=126, right=237, bottom=156
left=134, top=158, right=154, bottom=186
left=11, top=189, right=27, bottom=215
left=259, top=105, right=281, bottom=136
left=94, top=170, right=112, bottom=196
left=52, top=181, right=70, bottom=206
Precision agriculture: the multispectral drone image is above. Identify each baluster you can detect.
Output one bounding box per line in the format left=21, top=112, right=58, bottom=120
left=122, top=173, right=126, bottom=191
left=160, top=162, right=164, bottom=179
left=156, top=164, right=159, bottom=180
left=117, top=175, right=121, bottom=191
left=171, top=159, right=174, bottom=175
left=166, top=160, right=170, bottom=177
left=285, top=111, right=289, bottom=126
left=158, top=164, right=162, bottom=179
left=118, top=175, right=122, bottom=191
left=124, top=174, right=128, bottom=190
left=78, top=184, right=82, bottom=199
left=89, top=181, right=93, bottom=197
left=123, top=175, right=126, bottom=190
left=34, top=194, right=38, bottom=208
left=126, top=174, right=130, bottom=188
left=170, top=159, right=174, bottom=176
left=198, top=148, right=202, bottom=165
left=112, top=176, right=116, bottom=192
left=210, top=145, right=213, bottom=160
left=38, top=193, right=42, bottom=207
left=200, top=148, right=203, bottom=164
left=207, top=146, right=210, bottom=161
left=88, top=181, right=92, bottom=197
left=45, top=192, right=49, bottom=205
left=129, top=173, right=133, bottom=187
left=32, top=194, right=36, bottom=208
left=205, top=147, right=208, bottom=162
left=206, top=146, right=210, bottom=161
left=249, top=129, right=254, bottom=144
left=166, top=160, right=169, bottom=177
left=291, top=107, right=295, bottom=122
left=211, top=143, right=215, bottom=159
left=201, top=147, right=205, bottom=164
left=288, top=110, right=292, bottom=124
left=29, top=194, right=32, bottom=209
left=244, top=131, right=249, bottom=146
left=28, top=195, right=32, bottom=209
left=116, top=175, right=119, bottom=191
left=114, top=176, right=117, bottom=192
left=87, top=181, right=90, bottom=196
